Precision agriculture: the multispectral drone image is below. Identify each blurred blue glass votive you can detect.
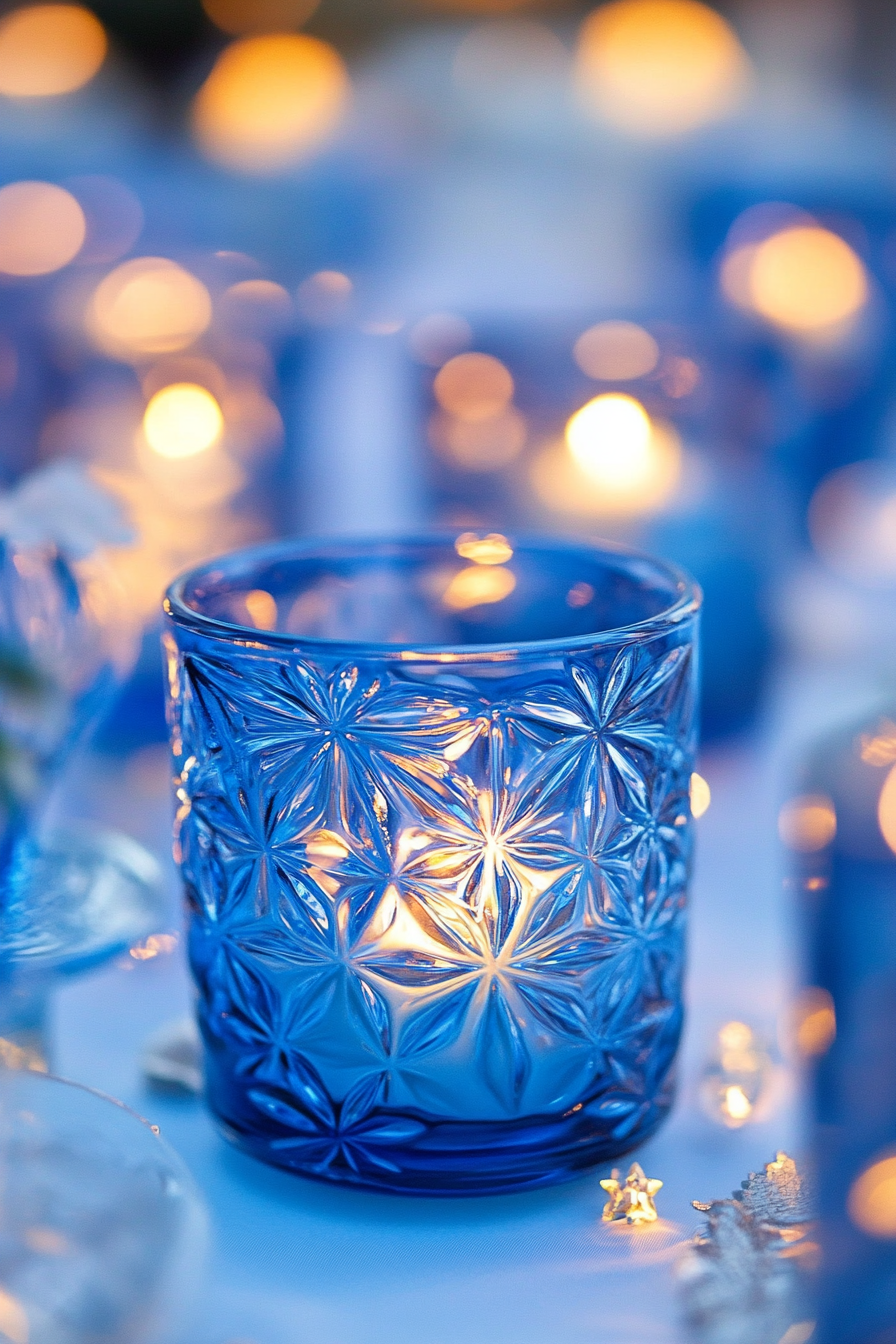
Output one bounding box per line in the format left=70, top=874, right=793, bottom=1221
left=163, top=536, right=700, bottom=1195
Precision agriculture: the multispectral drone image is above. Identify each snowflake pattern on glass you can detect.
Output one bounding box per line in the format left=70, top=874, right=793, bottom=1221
left=164, top=548, right=698, bottom=1194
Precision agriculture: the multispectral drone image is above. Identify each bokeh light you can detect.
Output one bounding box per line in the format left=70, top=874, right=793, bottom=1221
left=792, top=986, right=837, bottom=1058
left=0, top=181, right=85, bottom=276
left=87, top=258, right=213, bottom=360
left=848, top=1153, right=896, bottom=1239
left=738, top=226, right=868, bottom=336
left=429, top=407, right=526, bottom=471
left=533, top=414, right=681, bottom=518
left=573, top=320, right=659, bottom=381
left=878, top=763, right=896, bottom=855
left=566, top=392, right=650, bottom=478
left=192, top=34, right=350, bottom=175
left=778, top=794, right=837, bottom=852
left=143, top=384, right=224, bottom=460
left=434, top=352, right=514, bottom=422
left=690, top=772, right=711, bottom=818
left=202, top=0, right=320, bottom=36
left=0, top=4, right=106, bottom=98
left=575, top=0, right=751, bottom=139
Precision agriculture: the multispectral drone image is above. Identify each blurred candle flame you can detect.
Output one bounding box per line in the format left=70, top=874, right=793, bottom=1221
left=0, top=181, right=85, bottom=276
left=0, top=4, right=106, bottom=98
left=575, top=0, right=751, bottom=139
left=143, top=384, right=224, bottom=460
left=192, top=34, right=350, bottom=175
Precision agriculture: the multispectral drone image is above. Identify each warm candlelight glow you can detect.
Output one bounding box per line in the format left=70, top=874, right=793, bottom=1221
left=573, top=320, right=659, bottom=381
left=87, top=258, right=213, bottom=360
left=747, top=226, right=868, bottom=335
left=443, top=564, right=516, bottom=610
left=600, top=1162, right=663, bottom=1224
left=0, top=4, right=106, bottom=98
left=690, top=772, right=711, bottom=818
left=0, top=181, right=85, bottom=276
left=454, top=532, right=513, bottom=565
left=792, top=987, right=836, bottom=1058
left=778, top=794, right=837, bottom=852
left=575, top=0, right=751, bottom=138
left=848, top=1154, right=896, bottom=1239
left=434, top=352, right=514, bottom=422
left=192, top=34, right=350, bottom=174
left=244, top=588, right=278, bottom=630
left=566, top=392, right=650, bottom=477
left=143, top=384, right=224, bottom=460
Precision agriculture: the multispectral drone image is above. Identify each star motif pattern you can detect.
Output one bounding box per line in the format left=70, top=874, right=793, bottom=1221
left=166, top=628, right=697, bottom=1185
left=600, top=1161, right=664, bottom=1224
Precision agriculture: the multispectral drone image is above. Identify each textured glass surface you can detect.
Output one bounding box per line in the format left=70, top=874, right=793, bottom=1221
left=164, top=538, right=700, bottom=1195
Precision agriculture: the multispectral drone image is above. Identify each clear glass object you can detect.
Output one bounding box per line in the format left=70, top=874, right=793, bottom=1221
left=0, top=1070, right=206, bottom=1344
left=0, top=535, right=166, bottom=983
left=164, top=536, right=700, bottom=1195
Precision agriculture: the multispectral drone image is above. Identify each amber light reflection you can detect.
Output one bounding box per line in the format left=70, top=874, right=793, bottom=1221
left=192, top=34, right=350, bottom=174
left=575, top=0, right=751, bottom=138
left=0, top=4, right=106, bottom=98
left=0, top=181, right=85, bottom=276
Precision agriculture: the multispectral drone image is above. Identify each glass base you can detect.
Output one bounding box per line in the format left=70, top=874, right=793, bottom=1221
left=0, top=824, right=166, bottom=977
left=206, top=1061, right=674, bottom=1197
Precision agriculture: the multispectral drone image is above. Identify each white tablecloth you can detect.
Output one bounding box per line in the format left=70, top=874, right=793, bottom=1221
left=48, top=664, right=866, bottom=1344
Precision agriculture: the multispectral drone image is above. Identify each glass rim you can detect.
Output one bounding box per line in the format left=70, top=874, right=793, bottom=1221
left=163, top=533, right=701, bottom=659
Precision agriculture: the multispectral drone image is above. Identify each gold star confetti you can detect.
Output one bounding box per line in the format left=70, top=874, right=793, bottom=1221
left=600, top=1161, right=663, bottom=1225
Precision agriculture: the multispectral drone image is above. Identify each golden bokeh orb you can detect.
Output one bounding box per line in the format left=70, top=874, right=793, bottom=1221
left=573, top=320, right=659, bottom=381
left=575, top=0, right=750, bottom=138
left=747, top=226, right=868, bottom=335
left=848, top=1154, right=896, bottom=1239
left=433, top=352, right=514, bottom=423
left=192, top=34, right=350, bottom=175
left=88, top=258, right=213, bottom=361
left=0, top=4, right=106, bottom=98
left=0, top=181, right=85, bottom=276
left=143, top=383, right=224, bottom=460
left=778, top=794, right=837, bottom=852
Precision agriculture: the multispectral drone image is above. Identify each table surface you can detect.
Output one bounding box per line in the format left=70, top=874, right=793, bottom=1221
left=45, top=662, right=873, bottom=1344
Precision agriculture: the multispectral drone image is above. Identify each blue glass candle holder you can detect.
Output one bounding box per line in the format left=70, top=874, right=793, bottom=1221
left=164, top=536, right=700, bottom=1195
